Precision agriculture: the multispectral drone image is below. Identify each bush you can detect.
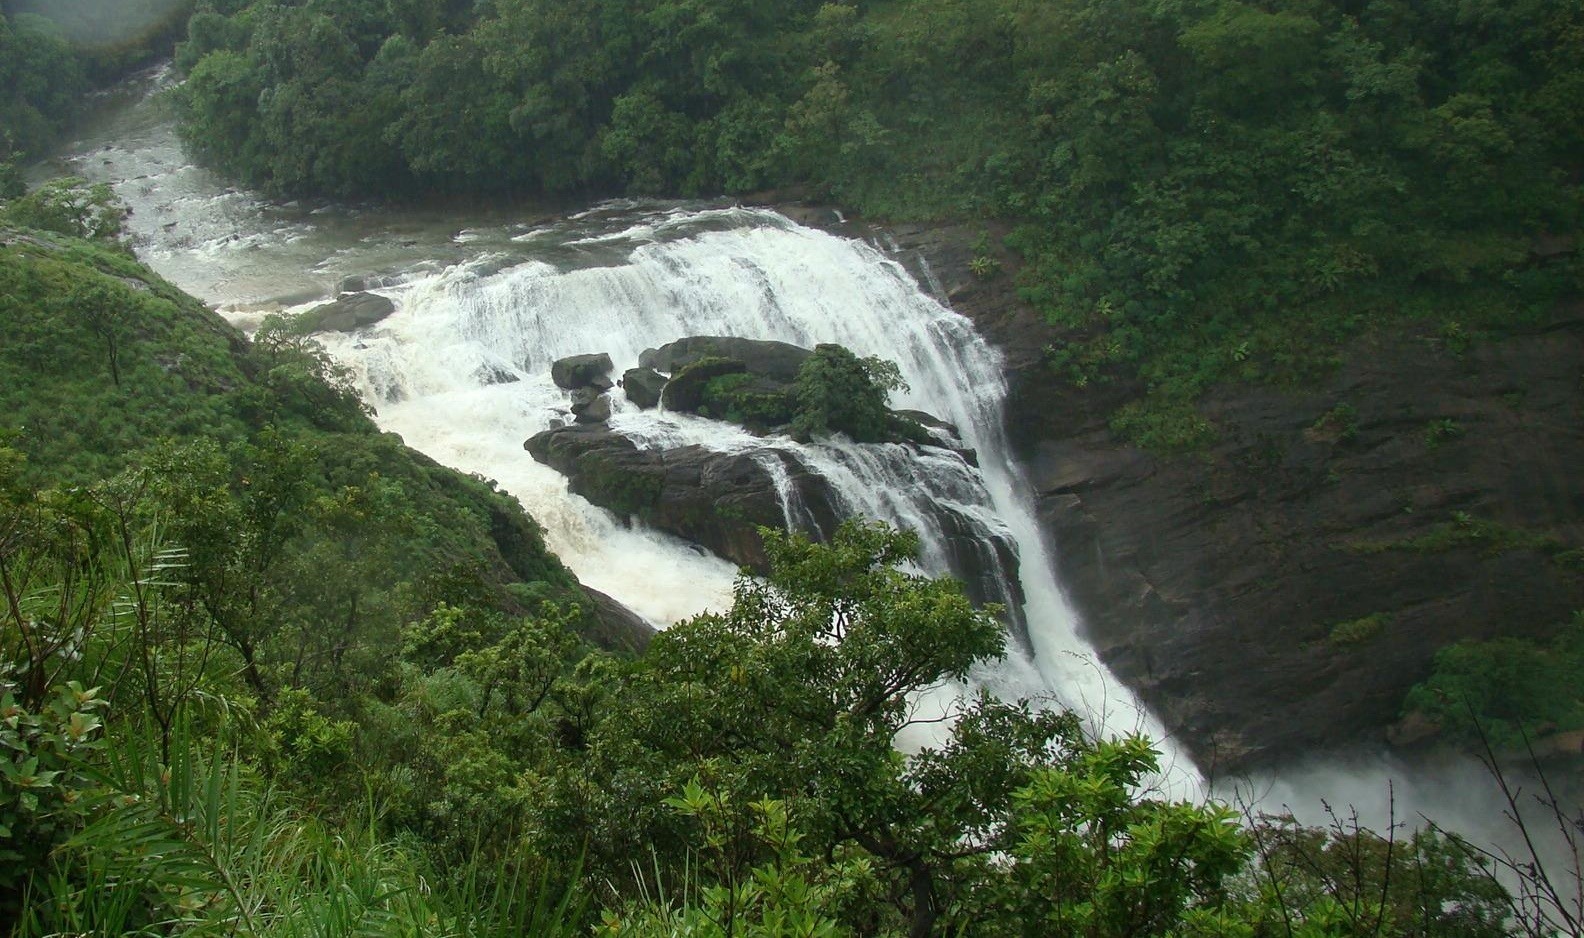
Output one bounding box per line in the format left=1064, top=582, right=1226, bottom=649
left=1403, top=614, right=1584, bottom=751
left=1, top=177, right=126, bottom=241
left=791, top=344, right=906, bottom=443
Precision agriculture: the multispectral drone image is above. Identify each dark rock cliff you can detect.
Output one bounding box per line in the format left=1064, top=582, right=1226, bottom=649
left=776, top=202, right=1584, bottom=773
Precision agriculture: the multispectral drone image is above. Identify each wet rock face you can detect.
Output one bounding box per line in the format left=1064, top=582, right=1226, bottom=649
left=524, top=424, right=841, bottom=569
left=525, top=422, right=1024, bottom=618
left=297, top=291, right=395, bottom=333
left=640, top=336, right=811, bottom=382
left=578, top=586, right=656, bottom=654
left=570, top=387, right=611, bottom=424
left=659, top=357, right=750, bottom=414
left=552, top=353, right=615, bottom=391
left=1022, top=316, right=1584, bottom=771
left=622, top=367, right=666, bottom=409
left=848, top=208, right=1584, bottom=773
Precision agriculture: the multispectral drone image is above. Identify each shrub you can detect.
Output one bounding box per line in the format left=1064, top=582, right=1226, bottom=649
left=791, top=344, right=906, bottom=443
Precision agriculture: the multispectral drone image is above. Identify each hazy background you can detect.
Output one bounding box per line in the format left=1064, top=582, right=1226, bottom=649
left=4, top=0, right=192, bottom=47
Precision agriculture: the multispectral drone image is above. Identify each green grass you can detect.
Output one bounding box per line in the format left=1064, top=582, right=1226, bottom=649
left=1328, top=613, right=1390, bottom=647
left=1348, top=513, right=1569, bottom=559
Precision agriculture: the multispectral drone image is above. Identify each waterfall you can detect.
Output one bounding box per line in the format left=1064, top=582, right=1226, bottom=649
left=59, top=69, right=1536, bottom=851
left=308, top=204, right=1180, bottom=763
left=60, top=72, right=1182, bottom=774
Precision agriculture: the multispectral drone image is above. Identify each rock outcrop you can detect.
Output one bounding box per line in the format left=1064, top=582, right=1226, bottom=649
left=842, top=206, right=1584, bottom=773
left=525, top=424, right=842, bottom=569
left=296, top=291, right=396, bottom=333
left=570, top=387, right=611, bottom=424
left=578, top=586, right=657, bottom=654
left=659, top=357, right=750, bottom=414
left=622, top=367, right=667, bottom=409
left=524, top=421, right=1024, bottom=619
left=1019, top=314, right=1584, bottom=771
left=552, top=353, right=615, bottom=391
left=640, top=335, right=811, bottom=381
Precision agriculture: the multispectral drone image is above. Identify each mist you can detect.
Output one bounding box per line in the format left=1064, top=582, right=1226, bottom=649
left=4, top=0, right=191, bottom=47
left=1220, top=748, right=1581, bottom=885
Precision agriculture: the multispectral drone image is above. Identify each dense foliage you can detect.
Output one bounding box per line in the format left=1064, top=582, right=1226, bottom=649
left=791, top=343, right=908, bottom=443
left=1404, top=613, right=1584, bottom=753
left=0, top=221, right=1575, bottom=933
left=0, top=2, right=195, bottom=176
left=0, top=466, right=1537, bottom=936
left=171, top=0, right=1582, bottom=437
left=0, top=215, right=586, bottom=693
left=0, top=11, right=86, bottom=172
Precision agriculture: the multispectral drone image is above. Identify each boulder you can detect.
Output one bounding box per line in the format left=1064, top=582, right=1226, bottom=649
left=896, top=409, right=978, bottom=466
left=551, top=353, right=615, bottom=391
left=524, top=425, right=1023, bottom=623
left=641, top=336, right=811, bottom=382
left=571, top=389, right=612, bottom=424
left=296, top=292, right=396, bottom=333
left=623, top=367, right=667, bottom=409
left=475, top=363, right=520, bottom=386
left=525, top=425, right=841, bottom=569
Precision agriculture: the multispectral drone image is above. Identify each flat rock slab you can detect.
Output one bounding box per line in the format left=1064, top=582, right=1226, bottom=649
left=297, top=292, right=396, bottom=333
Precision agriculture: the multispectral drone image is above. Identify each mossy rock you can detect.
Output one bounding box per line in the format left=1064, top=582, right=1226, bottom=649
left=661, top=356, right=748, bottom=414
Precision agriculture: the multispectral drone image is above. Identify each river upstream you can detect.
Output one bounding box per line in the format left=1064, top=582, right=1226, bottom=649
left=52, top=65, right=1543, bottom=857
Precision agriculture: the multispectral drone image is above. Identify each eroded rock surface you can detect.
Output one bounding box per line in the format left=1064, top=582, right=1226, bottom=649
left=856, top=207, right=1584, bottom=772
left=525, top=424, right=841, bottom=569
left=296, top=291, right=396, bottom=333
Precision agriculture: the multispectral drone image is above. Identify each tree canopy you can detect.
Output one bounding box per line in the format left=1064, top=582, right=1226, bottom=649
left=169, top=0, right=1581, bottom=442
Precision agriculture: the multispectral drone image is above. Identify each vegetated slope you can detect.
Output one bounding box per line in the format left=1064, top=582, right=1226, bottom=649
left=0, top=224, right=634, bottom=673
left=0, top=229, right=1557, bottom=936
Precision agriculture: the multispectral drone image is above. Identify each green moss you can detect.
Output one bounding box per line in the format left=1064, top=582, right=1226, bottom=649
left=700, top=372, right=795, bottom=430
left=573, top=452, right=663, bottom=519
left=1422, top=418, right=1464, bottom=448
left=1109, top=398, right=1217, bottom=454
left=1329, top=613, right=1390, bottom=647
left=1349, top=513, right=1568, bottom=558
left=1307, top=403, right=1358, bottom=444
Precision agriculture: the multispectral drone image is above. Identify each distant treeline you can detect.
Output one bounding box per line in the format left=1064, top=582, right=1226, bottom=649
left=0, top=1, right=194, bottom=172
left=170, top=0, right=1582, bottom=438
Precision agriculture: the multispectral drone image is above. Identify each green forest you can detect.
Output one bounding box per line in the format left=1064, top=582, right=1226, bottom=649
left=2, top=0, right=1583, bottom=933
left=161, top=0, right=1582, bottom=444
left=0, top=188, right=1570, bottom=935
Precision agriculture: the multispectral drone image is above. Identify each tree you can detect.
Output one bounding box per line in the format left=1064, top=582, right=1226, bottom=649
left=575, top=522, right=1254, bottom=936
left=791, top=344, right=906, bottom=443
left=1, top=177, right=126, bottom=241
left=66, top=281, right=135, bottom=387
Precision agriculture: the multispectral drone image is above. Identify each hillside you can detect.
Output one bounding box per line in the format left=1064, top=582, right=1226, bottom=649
left=0, top=222, right=645, bottom=671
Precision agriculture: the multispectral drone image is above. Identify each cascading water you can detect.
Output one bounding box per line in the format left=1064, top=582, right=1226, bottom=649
left=309, top=204, right=1177, bottom=753
left=61, top=67, right=1179, bottom=766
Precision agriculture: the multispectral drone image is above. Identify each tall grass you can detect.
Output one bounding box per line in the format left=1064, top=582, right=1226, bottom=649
left=12, top=720, right=587, bottom=937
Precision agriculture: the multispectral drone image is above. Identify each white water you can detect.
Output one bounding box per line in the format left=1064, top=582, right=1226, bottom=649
left=311, top=204, right=1179, bottom=753
left=57, top=68, right=1179, bottom=766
